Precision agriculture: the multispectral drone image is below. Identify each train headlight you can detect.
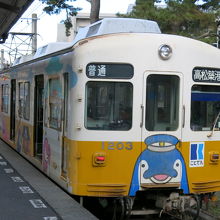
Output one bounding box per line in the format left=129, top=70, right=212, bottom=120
left=158, top=44, right=172, bottom=60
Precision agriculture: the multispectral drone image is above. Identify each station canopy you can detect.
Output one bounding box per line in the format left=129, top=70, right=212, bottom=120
left=0, top=0, right=34, bottom=43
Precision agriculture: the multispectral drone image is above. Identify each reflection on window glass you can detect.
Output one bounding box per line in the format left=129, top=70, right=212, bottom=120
left=49, top=78, right=62, bottom=130
left=146, top=75, right=179, bottom=131
left=1, top=84, right=9, bottom=113
left=24, top=82, right=30, bottom=120
left=191, top=85, right=220, bottom=131
left=18, top=82, right=24, bottom=117
left=86, top=82, right=133, bottom=130
left=18, top=82, right=30, bottom=120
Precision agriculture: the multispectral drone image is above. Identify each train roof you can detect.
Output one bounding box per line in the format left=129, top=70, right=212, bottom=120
left=12, top=18, right=161, bottom=66
left=73, top=18, right=161, bottom=44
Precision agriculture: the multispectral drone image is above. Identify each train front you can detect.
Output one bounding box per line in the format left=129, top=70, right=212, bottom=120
left=69, top=18, right=211, bottom=219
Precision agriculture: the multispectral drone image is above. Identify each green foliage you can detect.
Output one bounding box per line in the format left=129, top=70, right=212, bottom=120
left=40, top=0, right=82, bottom=36
left=120, top=0, right=220, bottom=45
left=200, top=0, right=220, bottom=10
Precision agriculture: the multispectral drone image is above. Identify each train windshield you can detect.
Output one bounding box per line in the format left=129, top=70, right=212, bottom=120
left=191, top=85, right=220, bottom=131
left=85, top=81, right=133, bottom=130
left=145, top=75, right=180, bottom=131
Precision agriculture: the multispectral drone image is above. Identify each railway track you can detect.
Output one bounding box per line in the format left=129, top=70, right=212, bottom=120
left=128, top=209, right=218, bottom=220
left=129, top=209, right=219, bottom=220
left=88, top=205, right=220, bottom=220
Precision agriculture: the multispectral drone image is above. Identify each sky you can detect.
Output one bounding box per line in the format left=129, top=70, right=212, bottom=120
left=0, top=0, right=136, bottom=64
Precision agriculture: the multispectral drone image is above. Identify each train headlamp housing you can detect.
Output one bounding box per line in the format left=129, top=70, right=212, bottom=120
left=93, top=152, right=106, bottom=166
left=159, top=44, right=172, bottom=60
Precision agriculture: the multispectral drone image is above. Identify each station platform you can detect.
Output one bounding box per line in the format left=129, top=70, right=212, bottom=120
left=0, top=140, right=97, bottom=220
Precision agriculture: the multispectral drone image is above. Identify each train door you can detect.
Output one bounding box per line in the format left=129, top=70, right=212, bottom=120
left=34, top=75, right=44, bottom=160
left=140, top=72, right=184, bottom=189
left=44, top=74, right=66, bottom=178
left=10, top=79, right=16, bottom=141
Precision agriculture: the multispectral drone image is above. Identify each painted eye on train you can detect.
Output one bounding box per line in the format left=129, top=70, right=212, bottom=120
left=172, top=159, right=182, bottom=180
left=173, top=159, right=182, bottom=175
left=139, top=160, right=149, bottom=172
left=139, top=160, right=149, bottom=183
left=150, top=142, right=172, bottom=147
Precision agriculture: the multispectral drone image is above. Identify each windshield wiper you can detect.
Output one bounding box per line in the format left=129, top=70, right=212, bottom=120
left=207, top=111, right=220, bottom=138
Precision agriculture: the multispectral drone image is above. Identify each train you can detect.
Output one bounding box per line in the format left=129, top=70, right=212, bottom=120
left=0, top=17, right=220, bottom=219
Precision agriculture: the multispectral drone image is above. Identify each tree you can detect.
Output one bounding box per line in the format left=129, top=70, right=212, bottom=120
left=86, top=0, right=100, bottom=24
left=40, top=0, right=101, bottom=36
left=200, top=0, right=220, bottom=10
left=40, top=0, right=81, bottom=36
left=121, top=0, right=220, bottom=44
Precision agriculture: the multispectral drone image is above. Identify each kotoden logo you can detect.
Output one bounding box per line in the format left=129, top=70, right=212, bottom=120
left=190, top=142, right=205, bottom=167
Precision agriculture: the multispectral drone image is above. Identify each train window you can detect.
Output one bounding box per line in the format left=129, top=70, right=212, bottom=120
left=49, top=78, right=62, bottom=130
left=191, top=85, right=220, bottom=131
left=18, top=82, right=30, bottom=120
left=1, top=84, right=9, bottom=113
left=145, top=75, right=179, bottom=131
left=85, top=82, right=133, bottom=130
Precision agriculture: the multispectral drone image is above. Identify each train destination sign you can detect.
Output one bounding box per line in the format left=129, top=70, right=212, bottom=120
left=86, top=63, right=134, bottom=79
left=192, top=67, right=220, bottom=83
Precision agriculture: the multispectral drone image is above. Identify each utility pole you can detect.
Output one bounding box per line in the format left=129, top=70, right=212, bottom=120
left=1, top=13, right=39, bottom=65
left=32, top=13, right=37, bottom=54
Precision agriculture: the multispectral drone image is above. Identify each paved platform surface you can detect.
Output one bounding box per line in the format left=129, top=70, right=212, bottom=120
left=0, top=140, right=97, bottom=220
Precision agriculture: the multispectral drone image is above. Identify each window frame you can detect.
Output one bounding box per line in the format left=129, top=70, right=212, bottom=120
left=190, top=84, right=220, bottom=131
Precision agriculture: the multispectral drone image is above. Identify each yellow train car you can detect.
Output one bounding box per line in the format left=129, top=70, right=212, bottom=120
left=0, top=18, right=220, bottom=219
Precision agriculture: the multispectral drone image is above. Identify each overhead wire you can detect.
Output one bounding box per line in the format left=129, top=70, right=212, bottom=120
left=12, top=1, right=42, bottom=31
left=13, top=3, right=44, bottom=33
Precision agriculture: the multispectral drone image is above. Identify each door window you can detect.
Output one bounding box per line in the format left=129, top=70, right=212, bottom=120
left=145, top=75, right=180, bottom=131
left=49, top=78, right=62, bottom=130
left=18, top=82, right=30, bottom=120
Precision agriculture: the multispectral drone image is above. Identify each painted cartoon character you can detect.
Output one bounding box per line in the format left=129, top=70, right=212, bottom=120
left=0, top=116, right=9, bottom=140
left=22, top=126, right=30, bottom=155
left=16, top=127, right=22, bottom=153
left=16, top=126, right=30, bottom=155
left=129, top=134, right=189, bottom=196
left=42, top=138, right=51, bottom=173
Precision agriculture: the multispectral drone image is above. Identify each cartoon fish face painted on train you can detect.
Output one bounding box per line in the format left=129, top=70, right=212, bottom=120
left=129, top=135, right=189, bottom=196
